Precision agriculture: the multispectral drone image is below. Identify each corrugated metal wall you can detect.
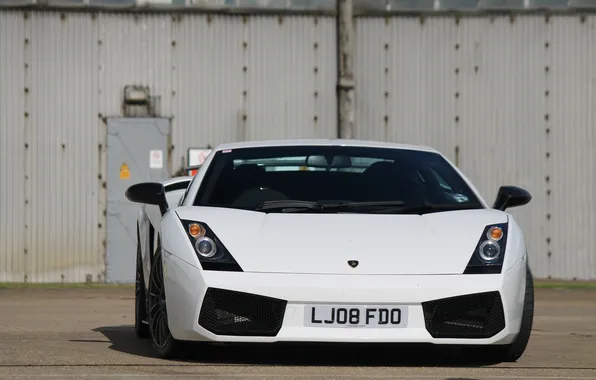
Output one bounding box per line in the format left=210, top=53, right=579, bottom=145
left=355, top=14, right=596, bottom=280
left=547, top=16, right=596, bottom=280
left=172, top=14, right=337, bottom=152
left=24, top=13, right=103, bottom=283
left=0, top=12, right=26, bottom=282
left=0, top=10, right=594, bottom=281
left=0, top=10, right=337, bottom=283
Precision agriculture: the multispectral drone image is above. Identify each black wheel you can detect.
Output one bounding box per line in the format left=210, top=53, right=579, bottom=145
left=464, top=264, right=534, bottom=363
left=147, top=245, right=187, bottom=359
left=135, top=227, right=150, bottom=339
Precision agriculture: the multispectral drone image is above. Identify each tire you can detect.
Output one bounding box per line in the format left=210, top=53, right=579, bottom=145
left=464, top=263, right=534, bottom=363
left=135, top=227, right=150, bottom=339
left=147, top=245, right=187, bottom=359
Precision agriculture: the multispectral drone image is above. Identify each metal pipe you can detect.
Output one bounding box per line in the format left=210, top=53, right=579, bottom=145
left=336, top=0, right=355, bottom=139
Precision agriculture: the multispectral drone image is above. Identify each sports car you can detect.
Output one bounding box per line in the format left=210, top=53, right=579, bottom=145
left=125, top=139, right=534, bottom=362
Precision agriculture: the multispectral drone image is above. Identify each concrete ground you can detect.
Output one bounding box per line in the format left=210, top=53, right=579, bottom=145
left=0, top=287, right=595, bottom=380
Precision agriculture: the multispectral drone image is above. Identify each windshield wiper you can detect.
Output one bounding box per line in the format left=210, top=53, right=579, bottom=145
left=247, top=200, right=483, bottom=214
left=322, top=200, right=406, bottom=211
left=250, top=200, right=324, bottom=213
left=254, top=200, right=409, bottom=213
left=385, top=202, right=484, bottom=214
left=320, top=201, right=483, bottom=214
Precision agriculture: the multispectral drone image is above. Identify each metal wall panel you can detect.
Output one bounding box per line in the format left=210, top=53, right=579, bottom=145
left=451, top=16, right=550, bottom=279
left=1, top=10, right=595, bottom=281
left=0, top=12, right=26, bottom=282
left=354, top=17, right=458, bottom=156
left=172, top=14, right=337, bottom=169
left=98, top=13, right=174, bottom=120
left=0, top=11, right=337, bottom=283
left=243, top=15, right=336, bottom=141
left=172, top=14, right=247, bottom=160
left=547, top=15, right=596, bottom=280
left=25, top=12, right=102, bottom=283
left=355, top=14, right=595, bottom=280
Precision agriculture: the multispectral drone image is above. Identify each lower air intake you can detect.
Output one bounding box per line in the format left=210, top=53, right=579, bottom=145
left=422, top=291, right=506, bottom=339
left=199, top=287, right=287, bottom=337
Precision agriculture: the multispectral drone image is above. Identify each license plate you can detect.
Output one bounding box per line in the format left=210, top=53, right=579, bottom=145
left=304, top=305, right=408, bottom=328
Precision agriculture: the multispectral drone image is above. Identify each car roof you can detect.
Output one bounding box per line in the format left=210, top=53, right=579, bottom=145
left=212, top=139, right=438, bottom=154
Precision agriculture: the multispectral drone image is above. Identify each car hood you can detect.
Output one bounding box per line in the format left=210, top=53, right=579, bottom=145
left=175, top=206, right=509, bottom=275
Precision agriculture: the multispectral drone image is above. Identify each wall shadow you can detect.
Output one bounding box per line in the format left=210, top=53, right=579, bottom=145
left=93, top=325, right=503, bottom=368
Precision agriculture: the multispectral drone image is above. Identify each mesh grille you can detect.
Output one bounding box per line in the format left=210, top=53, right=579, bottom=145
left=422, top=291, right=506, bottom=339
left=199, top=288, right=287, bottom=337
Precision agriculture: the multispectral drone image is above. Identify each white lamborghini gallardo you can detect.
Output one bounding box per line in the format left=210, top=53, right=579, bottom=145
left=126, top=139, right=534, bottom=362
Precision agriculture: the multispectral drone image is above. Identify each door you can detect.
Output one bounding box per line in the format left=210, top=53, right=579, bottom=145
left=106, top=117, right=170, bottom=283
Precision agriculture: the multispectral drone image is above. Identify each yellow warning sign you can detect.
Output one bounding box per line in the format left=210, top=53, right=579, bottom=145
left=120, top=163, right=130, bottom=179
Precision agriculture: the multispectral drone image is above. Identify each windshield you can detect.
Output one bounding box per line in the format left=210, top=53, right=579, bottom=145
left=193, top=145, right=484, bottom=213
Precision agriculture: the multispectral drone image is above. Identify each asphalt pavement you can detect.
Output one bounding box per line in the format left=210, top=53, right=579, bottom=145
left=0, top=287, right=595, bottom=380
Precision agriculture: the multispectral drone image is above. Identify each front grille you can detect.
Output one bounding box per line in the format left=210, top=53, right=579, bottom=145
left=422, top=291, right=506, bottom=339
left=198, top=287, right=287, bottom=337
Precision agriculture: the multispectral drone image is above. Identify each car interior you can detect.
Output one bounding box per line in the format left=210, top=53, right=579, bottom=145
left=198, top=154, right=477, bottom=210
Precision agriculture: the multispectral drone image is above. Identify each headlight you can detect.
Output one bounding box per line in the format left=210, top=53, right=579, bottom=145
left=478, top=240, right=501, bottom=262
left=180, top=219, right=243, bottom=272
left=464, top=223, right=508, bottom=274
left=195, top=237, right=217, bottom=258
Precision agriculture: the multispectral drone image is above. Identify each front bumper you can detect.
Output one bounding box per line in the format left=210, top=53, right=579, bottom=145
left=163, top=253, right=527, bottom=345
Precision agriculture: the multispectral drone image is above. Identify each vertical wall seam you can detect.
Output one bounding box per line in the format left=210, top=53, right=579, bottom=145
left=544, top=14, right=552, bottom=279
left=313, top=16, right=319, bottom=134
left=97, top=12, right=108, bottom=282
left=454, top=16, right=461, bottom=168
left=23, top=10, right=30, bottom=283
left=383, top=16, right=390, bottom=141
left=171, top=13, right=178, bottom=171
left=241, top=15, right=249, bottom=141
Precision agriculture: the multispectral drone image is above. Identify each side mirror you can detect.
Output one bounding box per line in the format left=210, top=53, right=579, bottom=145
left=492, top=186, right=532, bottom=211
left=125, top=182, right=169, bottom=215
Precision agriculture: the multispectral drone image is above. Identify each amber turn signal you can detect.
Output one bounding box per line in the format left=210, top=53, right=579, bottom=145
left=189, top=223, right=206, bottom=238
left=488, top=226, right=503, bottom=241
